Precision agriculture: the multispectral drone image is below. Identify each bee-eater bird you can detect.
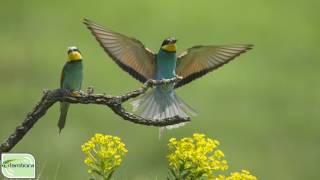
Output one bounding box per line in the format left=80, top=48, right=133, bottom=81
left=58, top=47, right=83, bottom=132
left=84, top=19, right=252, bottom=126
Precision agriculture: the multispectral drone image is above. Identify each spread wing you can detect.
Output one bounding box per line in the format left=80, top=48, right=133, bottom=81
left=84, top=19, right=156, bottom=83
left=175, top=44, right=253, bottom=88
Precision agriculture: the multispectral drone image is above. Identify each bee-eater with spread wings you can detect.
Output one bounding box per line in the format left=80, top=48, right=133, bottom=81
left=84, top=19, right=252, bottom=127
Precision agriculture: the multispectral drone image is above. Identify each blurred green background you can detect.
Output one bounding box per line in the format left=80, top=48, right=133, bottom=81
left=0, top=0, right=319, bottom=179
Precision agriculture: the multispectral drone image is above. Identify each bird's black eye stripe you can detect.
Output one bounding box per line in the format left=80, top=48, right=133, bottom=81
left=161, top=38, right=176, bottom=46
left=67, top=49, right=81, bottom=54
left=162, top=39, right=170, bottom=46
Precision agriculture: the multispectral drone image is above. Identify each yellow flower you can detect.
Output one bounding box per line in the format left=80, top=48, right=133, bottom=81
left=167, top=133, right=257, bottom=180
left=81, top=133, right=128, bottom=179
left=167, top=133, right=228, bottom=179
left=225, top=170, right=257, bottom=180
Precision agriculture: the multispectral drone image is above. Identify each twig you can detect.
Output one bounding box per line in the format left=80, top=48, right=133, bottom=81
left=0, top=76, right=189, bottom=153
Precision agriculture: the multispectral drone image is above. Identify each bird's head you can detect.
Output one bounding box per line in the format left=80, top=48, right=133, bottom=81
left=161, top=37, right=177, bottom=52
left=67, top=46, right=82, bottom=61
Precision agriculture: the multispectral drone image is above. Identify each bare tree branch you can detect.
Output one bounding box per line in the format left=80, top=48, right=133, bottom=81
left=0, top=76, right=190, bottom=153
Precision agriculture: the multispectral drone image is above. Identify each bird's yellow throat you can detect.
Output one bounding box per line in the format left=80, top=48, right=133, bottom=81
left=68, top=51, right=82, bottom=61
left=162, top=44, right=176, bottom=52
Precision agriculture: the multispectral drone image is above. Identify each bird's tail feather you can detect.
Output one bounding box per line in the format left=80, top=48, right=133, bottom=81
left=58, top=102, right=70, bottom=133
left=132, top=88, right=197, bottom=131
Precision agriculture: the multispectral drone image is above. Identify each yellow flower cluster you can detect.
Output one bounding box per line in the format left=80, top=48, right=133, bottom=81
left=81, top=133, right=128, bottom=178
left=216, top=170, right=257, bottom=180
left=167, top=133, right=228, bottom=179
left=167, top=133, right=257, bottom=180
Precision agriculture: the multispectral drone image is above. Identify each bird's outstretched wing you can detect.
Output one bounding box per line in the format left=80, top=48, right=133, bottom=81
left=84, top=19, right=156, bottom=83
left=175, top=44, right=253, bottom=88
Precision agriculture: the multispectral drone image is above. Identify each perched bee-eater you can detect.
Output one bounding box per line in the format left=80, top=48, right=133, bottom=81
left=58, top=46, right=83, bottom=132
left=84, top=19, right=252, bottom=127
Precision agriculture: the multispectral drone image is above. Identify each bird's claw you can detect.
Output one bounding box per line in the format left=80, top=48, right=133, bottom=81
left=163, top=79, right=169, bottom=85
left=147, top=79, right=157, bottom=87
left=71, top=91, right=82, bottom=97
left=175, top=75, right=183, bottom=80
